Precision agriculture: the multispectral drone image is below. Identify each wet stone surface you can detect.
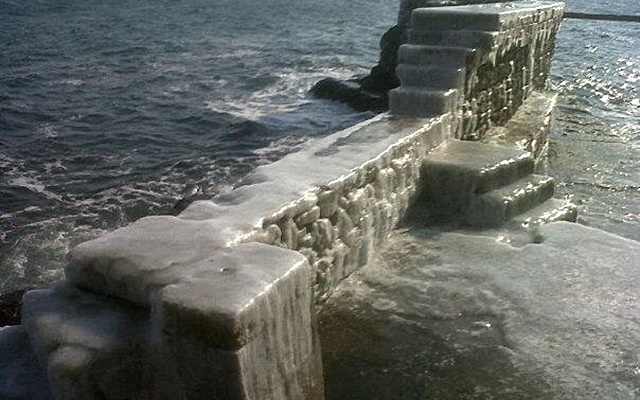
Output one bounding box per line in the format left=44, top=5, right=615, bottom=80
left=319, top=298, right=552, bottom=400
left=319, top=222, right=640, bottom=399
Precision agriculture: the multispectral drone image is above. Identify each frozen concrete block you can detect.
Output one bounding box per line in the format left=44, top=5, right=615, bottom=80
left=157, top=242, right=323, bottom=400
left=389, top=88, right=459, bottom=117
left=396, top=64, right=466, bottom=89
left=66, top=216, right=233, bottom=306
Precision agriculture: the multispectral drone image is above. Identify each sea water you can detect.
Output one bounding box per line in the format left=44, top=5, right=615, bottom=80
left=0, top=0, right=395, bottom=292
left=549, top=0, right=639, bottom=241
left=0, top=0, right=638, bottom=293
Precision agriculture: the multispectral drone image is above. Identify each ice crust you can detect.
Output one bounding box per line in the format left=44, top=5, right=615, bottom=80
left=320, top=222, right=640, bottom=398
left=391, top=0, right=564, bottom=140
left=9, top=2, right=586, bottom=399
left=411, top=1, right=564, bottom=31
left=66, top=113, right=444, bottom=306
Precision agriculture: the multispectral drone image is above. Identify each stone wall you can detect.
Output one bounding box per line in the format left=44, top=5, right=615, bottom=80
left=22, top=114, right=450, bottom=400
left=18, top=2, right=565, bottom=399
left=252, top=120, right=447, bottom=303
left=459, top=3, right=563, bottom=138
left=390, top=1, right=564, bottom=140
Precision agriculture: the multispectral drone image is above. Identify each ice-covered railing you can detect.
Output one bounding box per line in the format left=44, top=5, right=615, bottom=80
left=19, top=2, right=565, bottom=399
left=390, top=1, right=564, bottom=139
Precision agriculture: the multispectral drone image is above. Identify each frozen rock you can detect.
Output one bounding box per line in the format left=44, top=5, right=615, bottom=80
left=20, top=284, right=177, bottom=400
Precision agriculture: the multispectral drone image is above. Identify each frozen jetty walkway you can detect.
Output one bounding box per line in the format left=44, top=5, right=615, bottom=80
left=320, top=221, right=640, bottom=399
left=3, top=1, right=639, bottom=399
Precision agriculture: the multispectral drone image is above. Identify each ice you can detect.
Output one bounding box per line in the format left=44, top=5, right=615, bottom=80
left=65, top=113, right=443, bottom=307
left=4, top=2, right=612, bottom=399
left=19, top=112, right=448, bottom=399
left=320, top=221, right=640, bottom=399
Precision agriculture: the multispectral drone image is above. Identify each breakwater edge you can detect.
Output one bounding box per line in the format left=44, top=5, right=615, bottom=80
left=1, top=0, right=638, bottom=294
left=0, top=0, right=638, bottom=398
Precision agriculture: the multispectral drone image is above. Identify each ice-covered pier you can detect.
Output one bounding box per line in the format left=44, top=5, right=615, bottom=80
left=3, top=1, right=638, bottom=399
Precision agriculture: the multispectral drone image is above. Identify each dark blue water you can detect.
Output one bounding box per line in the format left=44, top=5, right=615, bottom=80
left=1, top=0, right=638, bottom=292
left=0, top=0, right=396, bottom=291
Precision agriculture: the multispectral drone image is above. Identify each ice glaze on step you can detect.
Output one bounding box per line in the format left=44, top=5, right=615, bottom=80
left=466, top=174, right=555, bottom=226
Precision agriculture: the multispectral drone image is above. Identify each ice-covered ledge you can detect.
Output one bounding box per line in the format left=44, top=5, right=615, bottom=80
left=66, top=114, right=447, bottom=307
left=22, top=113, right=451, bottom=400
left=14, top=1, right=568, bottom=399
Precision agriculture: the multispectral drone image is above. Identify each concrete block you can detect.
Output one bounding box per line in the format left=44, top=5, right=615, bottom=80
left=157, top=243, right=323, bottom=400
left=389, top=88, right=459, bottom=117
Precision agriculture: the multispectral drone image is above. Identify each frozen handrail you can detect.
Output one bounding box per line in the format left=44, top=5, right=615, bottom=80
left=563, top=11, right=640, bottom=23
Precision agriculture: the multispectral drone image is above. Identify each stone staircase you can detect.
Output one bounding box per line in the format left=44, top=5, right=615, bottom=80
left=423, top=140, right=577, bottom=227
left=389, top=2, right=565, bottom=141
left=389, top=44, right=472, bottom=117
left=388, top=8, right=494, bottom=119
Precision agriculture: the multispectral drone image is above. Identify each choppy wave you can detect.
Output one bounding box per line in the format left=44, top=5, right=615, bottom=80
left=0, top=0, right=396, bottom=291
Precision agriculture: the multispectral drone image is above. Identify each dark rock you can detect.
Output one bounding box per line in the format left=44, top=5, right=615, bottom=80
left=172, top=193, right=209, bottom=215
left=310, top=25, right=401, bottom=113
left=171, top=183, right=210, bottom=215
left=310, top=78, right=388, bottom=113
left=360, top=24, right=402, bottom=93
left=0, top=289, right=29, bottom=326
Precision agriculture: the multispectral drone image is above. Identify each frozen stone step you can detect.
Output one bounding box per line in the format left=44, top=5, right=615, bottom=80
left=465, top=174, right=555, bottom=227
left=23, top=242, right=324, bottom=400
left=398, top=44, right=478, bottom=67
left=423, top=140, right=534, bottom=209
left=395, top=64, right=465, bottom=90
left=389, top=87, right=459, bottom=117
left=410, top=2, right=564, bottom=32
left=411, top=7, right=504, bottom=31
left=408, top=29, right=498, bottom=51
left=510, top=198, right=578, bottom=228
